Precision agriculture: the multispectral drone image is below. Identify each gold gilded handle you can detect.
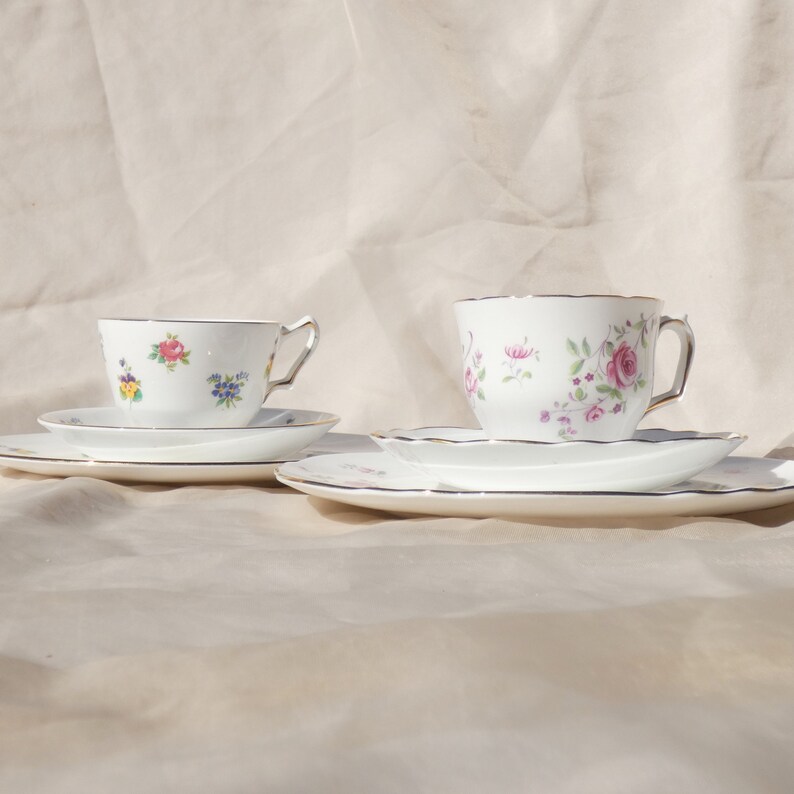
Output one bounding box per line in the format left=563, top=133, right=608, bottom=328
left=644, top=315, right=695, bottom=415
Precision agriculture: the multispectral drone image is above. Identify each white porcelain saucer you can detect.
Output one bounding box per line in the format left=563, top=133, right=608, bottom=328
left=38, top=407, right=339, bottom=463
left=0, top=432, right=371, bottom=485
left=370, top=427, right=746, bottom=491
left=275, top=452, right=794, bottom=519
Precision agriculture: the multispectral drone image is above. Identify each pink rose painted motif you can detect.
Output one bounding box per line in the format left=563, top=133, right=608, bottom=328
left=606, top=342, right=637, bottom=389
left=160, top=339, right=185, bottom=362
left=149, top=333, right=191, bottom=372
left=462, top=332, right=486, bottom=402
left=539, top=315, right=655, bottom=439
left=585, top=404, right=605, bottom=423
left=465, top=367, right=479, bottom=398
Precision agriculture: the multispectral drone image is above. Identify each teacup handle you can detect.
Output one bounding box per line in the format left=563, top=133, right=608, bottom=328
left=264, top=315, right=320, bottom=400
left=644, top=315, right=695, bottom=415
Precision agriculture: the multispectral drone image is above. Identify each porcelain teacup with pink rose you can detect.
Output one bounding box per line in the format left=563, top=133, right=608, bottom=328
left=453, top=295, right=695, bottom=442
left=98, top=317, right=319, bottom=428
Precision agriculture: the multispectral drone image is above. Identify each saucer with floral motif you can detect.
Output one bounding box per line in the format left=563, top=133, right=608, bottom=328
left=275, top=451, right=794, bottom=519
left=38, top=406, right=339, bottom=463
left=370, top=427, right=745, bottom=491
left=0, top=431, right=367, bottom=484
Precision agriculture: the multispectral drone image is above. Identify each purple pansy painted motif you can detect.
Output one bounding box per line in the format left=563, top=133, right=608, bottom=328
left=540, top=315, right=655, bottom=440
left=118, top=359, right=142, bottom=405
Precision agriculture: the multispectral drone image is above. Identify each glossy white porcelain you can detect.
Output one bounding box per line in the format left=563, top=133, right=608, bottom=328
left=275, top=452, right=794, bottom=519
left=98, top=316, right=319, bottom=427
left=0, top=432, right=368, bottom=485
left=371, top=427, right=745, bottom=491
left=38, top=406, right=338, bottom=463
left=454, top=295, right=694, bottom=441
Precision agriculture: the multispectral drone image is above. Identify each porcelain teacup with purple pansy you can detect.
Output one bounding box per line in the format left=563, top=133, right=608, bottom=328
left=98, top=317, right=319, bottom=428
left=453, top=294, right=694, bottom=442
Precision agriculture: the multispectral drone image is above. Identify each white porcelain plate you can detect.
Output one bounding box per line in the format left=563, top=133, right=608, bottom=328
left=0, top=432, right=371, bottom=485
left=275, top=452, right=794, bottom=519
left=38, top=407, right=339, bottom=463
left=371, top=427, right=746, bottom=491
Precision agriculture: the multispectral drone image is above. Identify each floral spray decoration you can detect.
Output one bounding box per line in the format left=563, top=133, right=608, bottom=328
left=149, top=333, right=191, bottom=372
left=118, top=359, right=142, bottom=405
left=539, top=315, right=655, bottom=440
left=462, top=331, right=486, bottom=402
left=502, top=338, right=540, bottom=385
left=207, top=371, right=250, bottom=408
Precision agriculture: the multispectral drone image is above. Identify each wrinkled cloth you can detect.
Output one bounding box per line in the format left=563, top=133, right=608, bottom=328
left=1, top=468, right=793, bottom=792
left=1, top=0, right=793, bottom=791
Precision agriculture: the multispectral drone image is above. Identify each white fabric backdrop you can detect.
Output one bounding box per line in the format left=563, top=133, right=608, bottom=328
left=1, top=0, right=792, bottom=452
left=1, top=1, right=793, bottom=791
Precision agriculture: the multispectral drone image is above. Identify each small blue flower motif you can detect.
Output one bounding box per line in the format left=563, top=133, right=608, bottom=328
left=207, top=370, right=249, bottom=408
left=213, top=380, right=240, bottom=400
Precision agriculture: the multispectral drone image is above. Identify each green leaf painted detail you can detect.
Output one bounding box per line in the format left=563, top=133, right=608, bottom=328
left=540, top=314, right=656, bottom=431
left=150, top=335, right=191, bottom=372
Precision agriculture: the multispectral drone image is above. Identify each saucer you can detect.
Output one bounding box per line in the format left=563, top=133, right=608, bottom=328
left=370, top=427, right=746, bottom=491
left=275, top=452, right=794, bottom=519
left=38, top=407, right=339, bottom=463
left=0, top=432, right=370, bottom=485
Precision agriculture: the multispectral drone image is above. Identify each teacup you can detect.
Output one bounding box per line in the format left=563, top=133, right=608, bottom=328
left=98, top=317, right=319, bottom=428
left=453, top=294, right=694, bottom=442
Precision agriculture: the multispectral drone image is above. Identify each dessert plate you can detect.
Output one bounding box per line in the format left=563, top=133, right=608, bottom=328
left=38, top=406, right=339, bottom=463
left=370, top=427, right=746, bottom=491
left=275, top=452, right=794, bottom=519
left=0, top=432, right=371, bottom=485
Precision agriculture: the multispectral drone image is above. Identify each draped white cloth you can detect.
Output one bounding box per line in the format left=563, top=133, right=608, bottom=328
left=1, top=1, right=792, bottom=790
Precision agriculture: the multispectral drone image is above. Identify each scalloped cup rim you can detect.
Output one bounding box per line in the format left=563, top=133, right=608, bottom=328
left=368, top=427, right=748, bottom=491
left=371, top=427, right=748, bottom=446
left=453, top=293, right=662, bottom=304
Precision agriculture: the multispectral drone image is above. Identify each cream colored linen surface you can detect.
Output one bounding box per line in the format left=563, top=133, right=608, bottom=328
left=0, top=464, right=793, bottom=792
left=1, top=0, right=794, bottom=791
